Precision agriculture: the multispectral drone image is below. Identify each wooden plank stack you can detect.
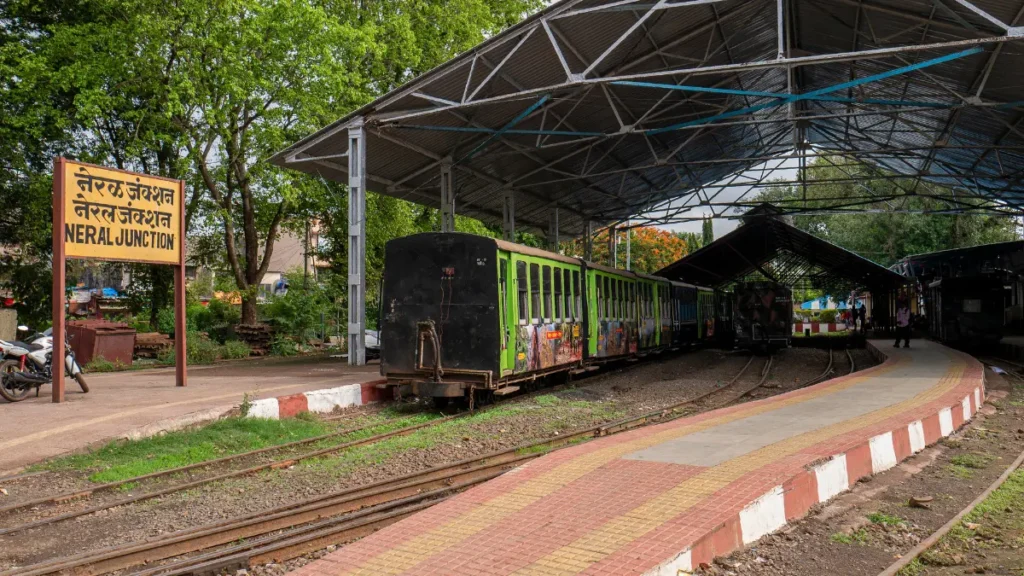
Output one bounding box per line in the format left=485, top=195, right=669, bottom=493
left=235, top=323, right=274, bottom=355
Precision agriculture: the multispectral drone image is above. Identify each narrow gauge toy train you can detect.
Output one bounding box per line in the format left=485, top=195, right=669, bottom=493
left=733, top=281, right=793, bottom=352
left=380, top=232, right=726, bottom=405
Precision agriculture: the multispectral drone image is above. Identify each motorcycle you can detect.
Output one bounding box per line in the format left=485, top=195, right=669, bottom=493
left=0, top=326, right=89, bottom=402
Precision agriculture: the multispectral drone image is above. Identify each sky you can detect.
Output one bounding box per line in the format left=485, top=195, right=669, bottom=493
left=648, top=156, right=801, bottom=238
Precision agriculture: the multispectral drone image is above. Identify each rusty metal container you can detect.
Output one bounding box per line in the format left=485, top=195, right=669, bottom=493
left=67, top=319, right=136, bottom=366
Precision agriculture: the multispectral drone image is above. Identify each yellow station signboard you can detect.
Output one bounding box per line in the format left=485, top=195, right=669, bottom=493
left=62, top=161, right=182, bottom=265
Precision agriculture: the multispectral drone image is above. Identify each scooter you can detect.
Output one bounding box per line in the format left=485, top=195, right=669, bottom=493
left=0, top=326, right=88, bottom=402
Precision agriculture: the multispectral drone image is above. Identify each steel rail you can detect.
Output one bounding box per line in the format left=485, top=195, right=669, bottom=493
left=876, top=446, right=1024, bottom=576
left=847, top=348, right=856, bottom=375
left=0, top=421, right=381, bottom=514
left=0, top=414, right=466, bottom=536
left=6, top=352, right=772, bottom=576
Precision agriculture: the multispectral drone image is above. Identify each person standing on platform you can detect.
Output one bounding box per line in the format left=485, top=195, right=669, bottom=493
left=858, top=303, right=867, bottom=333
left=895, top=299, right=911, bottom=348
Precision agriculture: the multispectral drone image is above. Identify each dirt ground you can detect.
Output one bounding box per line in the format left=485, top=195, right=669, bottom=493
left=696, top=362, right=1024, bottom=576
left=0, top=345, right=854, bottom=570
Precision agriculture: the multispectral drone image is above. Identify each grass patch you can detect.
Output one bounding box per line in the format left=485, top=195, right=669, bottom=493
left=896, top=558, right=925, bottom=576
left=830, top=528, right=870, bottom=545
left=950, top=452, right=994, bottom=469
left=947, top=464, right=976, bottom=479
left=868, top=511, right=906, bottom=526
left=36, top=416, right=337, bottom=483
left=534, top=394, right=562, bottom=406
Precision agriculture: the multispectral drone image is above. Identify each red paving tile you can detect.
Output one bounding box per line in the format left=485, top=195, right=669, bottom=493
left=308, top=341, right=982, bottom=576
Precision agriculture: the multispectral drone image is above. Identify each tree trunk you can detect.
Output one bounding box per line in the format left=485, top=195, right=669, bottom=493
left=241, top=293, right=258, bottom=325
left=148, top=265, right=173, bottom=328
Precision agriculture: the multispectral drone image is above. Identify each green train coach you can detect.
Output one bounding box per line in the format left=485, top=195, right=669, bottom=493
left=380, top=232, right=724, bottom=404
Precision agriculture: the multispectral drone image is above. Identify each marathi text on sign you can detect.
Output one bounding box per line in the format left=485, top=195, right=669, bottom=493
left=62, top=161, right=182, bottom=264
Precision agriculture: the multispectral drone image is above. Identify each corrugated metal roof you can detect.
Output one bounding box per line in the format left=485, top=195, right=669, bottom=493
left=273, top=0, right=1024, bottom=237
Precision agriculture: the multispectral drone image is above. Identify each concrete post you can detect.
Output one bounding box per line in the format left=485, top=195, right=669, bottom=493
left=347, top=118, right=367, bottom=366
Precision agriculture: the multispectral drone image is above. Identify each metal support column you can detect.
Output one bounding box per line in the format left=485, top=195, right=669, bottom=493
left=625, top=220, right=631, bottom=271
left=440, top=158, right=455, bottom=232
left=549, top=207, right=560, bottom=253
left=502, top=186, right=515, bottom=241
left=609, top=224, right=618, bottom=267
left=584, top=221, right=593, bottom=261
left=347, top=118, right=367, bottom=366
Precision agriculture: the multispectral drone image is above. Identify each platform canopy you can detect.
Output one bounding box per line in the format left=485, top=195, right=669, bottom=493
left=657, top=211, right=906, bottom=291
left=274, top=0, right=1024, bottom=238
left=893, top=239, right=1024, bottom=279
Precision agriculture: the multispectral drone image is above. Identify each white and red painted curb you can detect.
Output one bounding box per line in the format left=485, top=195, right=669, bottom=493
left=646, top=360, right=985, bottom=575
left=246, top=379, right=390, bottom=419
left=793, top=321, right=849, bottom=334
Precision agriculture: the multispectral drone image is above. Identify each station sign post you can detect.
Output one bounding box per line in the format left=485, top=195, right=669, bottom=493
left=51, top=158, right=187, bottom=402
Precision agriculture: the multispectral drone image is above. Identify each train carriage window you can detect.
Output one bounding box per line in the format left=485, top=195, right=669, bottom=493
left=499, top=258, right=509, bottom=345
left=602, top=276, right=610, bottom=320
left=608, top=276, right=614, bottom=320
left=606, top=276, right=614, bottom=319
left=595, top=275, right=602, bottom=321
left=614, top=276, right=622, bottom=317
left=573, top=270, right=581, bottom=320
left=617, top=279, right=624, bottom=320
left=626, top=282, right=634, bottom=319
left=542, top=265, right=553, bottom=322
left=553, top=266, right=563, bottom=321
left=563, top=269, right=572, bottom=321
left=530, top=263, right=541, bottom=324
left=516, top=261, right=528, bottom=325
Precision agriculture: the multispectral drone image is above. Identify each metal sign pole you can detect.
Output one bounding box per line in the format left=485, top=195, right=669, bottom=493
left=51, top=157, right=66, bottom=403
left=175, top=178, right=187, bottom=387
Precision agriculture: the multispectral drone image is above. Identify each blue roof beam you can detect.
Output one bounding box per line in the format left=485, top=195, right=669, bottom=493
left=457, top=94, right=551, bottom=163
left=643, top=47, right=984, bottom=135
left=613, top=80, right=955, bottom=109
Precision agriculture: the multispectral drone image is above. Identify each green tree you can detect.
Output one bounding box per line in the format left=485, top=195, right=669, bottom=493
left=0, top=0, right=541, bottom=328
left=752, top=157, right=1017, bottom=266
left=701, top=217, right=714, bottom=247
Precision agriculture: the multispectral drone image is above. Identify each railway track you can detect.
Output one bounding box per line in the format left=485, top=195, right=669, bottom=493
left=4, top=353, right=772, bottom=576
left=0, top=349, right=733, bottom=532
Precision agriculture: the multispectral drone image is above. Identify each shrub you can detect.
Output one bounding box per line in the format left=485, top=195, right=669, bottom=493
left=271, top=337, right=299, bottom=356
left=186, top=332, right=220, bottom=365
left=86, top=356, right=122, bottom=372
left=262, top=271, right=333, bottom=344
left=221, top=340, right=251, bottom=360
left=156, top=306, right=176, bottom=335
left=818, top=309, right=838, bottom=323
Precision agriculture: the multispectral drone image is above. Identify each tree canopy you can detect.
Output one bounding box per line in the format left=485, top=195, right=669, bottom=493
left=0, top=0, right=541, bottom=325
left=751, top=157, right=1018, bottom=267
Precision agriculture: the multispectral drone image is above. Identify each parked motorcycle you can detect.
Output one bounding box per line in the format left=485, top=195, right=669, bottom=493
left=0, top=326, right=88, bottom=402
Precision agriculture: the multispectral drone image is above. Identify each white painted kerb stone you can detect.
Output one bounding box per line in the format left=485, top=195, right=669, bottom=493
left=740, top=485, right=786, bottom=544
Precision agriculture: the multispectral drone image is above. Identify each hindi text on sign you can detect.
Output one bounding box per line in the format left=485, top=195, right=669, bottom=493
left=61, top=162, right=182, bottom=264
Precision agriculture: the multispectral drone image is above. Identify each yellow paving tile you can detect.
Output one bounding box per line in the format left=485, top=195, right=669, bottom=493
left=336, top=355, right=914, bottom=575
